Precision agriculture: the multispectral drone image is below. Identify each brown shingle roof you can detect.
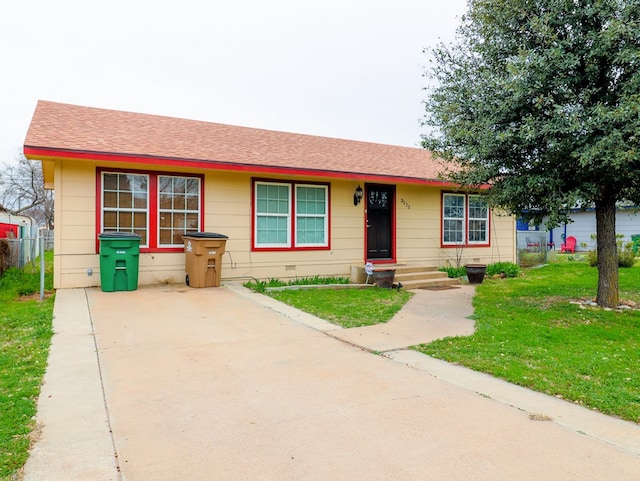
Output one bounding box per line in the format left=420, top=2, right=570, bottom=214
left=24, top=100, right=446, bottom=183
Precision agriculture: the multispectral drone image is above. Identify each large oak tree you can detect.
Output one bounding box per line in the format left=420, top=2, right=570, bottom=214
left=422, top=0, right=640, bottom=307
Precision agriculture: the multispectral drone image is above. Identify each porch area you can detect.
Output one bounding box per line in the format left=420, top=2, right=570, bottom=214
left=350, top=264, right=459, bottom=289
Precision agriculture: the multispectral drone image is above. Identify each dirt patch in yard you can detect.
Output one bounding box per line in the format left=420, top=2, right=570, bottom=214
left=18, top=291, right=55, bottom=302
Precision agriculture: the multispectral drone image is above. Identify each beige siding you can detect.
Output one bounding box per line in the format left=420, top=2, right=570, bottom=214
left=395, top=185, right=441, bottom=263
left=393, top=185, right=516, bottom=267
left=204, top=174, right=365, bottom=281
left=50, top=158, right=516, bottom=289
left=54, top=159, right=99, bottom=288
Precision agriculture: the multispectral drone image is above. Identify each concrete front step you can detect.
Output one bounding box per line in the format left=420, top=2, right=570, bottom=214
left=398, top=276, right=461, bottom=290
left=386, top=264, right=439, bottom=274
left=394, top=270, right=450, bottom=282
left=350, top=263, right=460, bottom=288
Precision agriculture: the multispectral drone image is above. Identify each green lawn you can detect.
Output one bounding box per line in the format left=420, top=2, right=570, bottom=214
left=267, top=287, right=413, bottom=328
left=0, top=253, right=54, bottom=480
left=414, top=261, right=640, bottom=423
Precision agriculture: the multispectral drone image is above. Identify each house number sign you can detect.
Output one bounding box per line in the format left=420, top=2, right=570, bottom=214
left=368, top=190, right=388, bottom=207
left=400, top=198, right=411, bottom=209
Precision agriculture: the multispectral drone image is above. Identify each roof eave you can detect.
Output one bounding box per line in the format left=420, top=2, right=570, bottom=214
left=24, top=146, right=459, bottom=187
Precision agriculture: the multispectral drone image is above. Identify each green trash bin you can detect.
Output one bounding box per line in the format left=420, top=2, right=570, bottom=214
left=632, top=235, right=640, bottom=255
left=99, top=232, right=142, bottom=292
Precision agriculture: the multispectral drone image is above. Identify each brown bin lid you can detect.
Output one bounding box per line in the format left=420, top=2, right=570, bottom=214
left=182, top=232, right=228, bottom=239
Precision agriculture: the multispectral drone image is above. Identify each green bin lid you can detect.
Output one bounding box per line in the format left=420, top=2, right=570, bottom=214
left=99, top=231, right=142, bottom=239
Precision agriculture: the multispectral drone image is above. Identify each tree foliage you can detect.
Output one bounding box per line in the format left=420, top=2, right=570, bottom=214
left=422, top=0, right=640, bottom=307
left=0, top=154, right=54, bottom=229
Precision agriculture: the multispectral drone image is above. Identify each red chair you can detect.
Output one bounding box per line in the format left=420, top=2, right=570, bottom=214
left=526, top=236, right=541, bottom=252
left=560, top=236, right=576, bottom=253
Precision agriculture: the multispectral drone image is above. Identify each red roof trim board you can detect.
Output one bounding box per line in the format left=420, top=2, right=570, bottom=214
left=23, top=146, right=457, bottom=187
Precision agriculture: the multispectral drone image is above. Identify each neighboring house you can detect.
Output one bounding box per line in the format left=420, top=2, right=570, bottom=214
left=545, top=207, right=640, bottom=251
left=517, top=206, right=640, bottom=253
left=1, top=209, right=21, bottom=237
left=23, top=100, right=516, bottom=289
left=0, top=209, right=39, bottom=267
left=515, top=218, right=546, bottom=252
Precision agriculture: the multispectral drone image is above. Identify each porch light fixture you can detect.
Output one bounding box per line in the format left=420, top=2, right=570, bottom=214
left=353, top=185, right=364, bottom=206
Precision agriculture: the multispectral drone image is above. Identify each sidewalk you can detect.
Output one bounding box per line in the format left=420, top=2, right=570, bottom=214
left=23, top=288, right=119, bottom=481
left=23, top=283, right=640, bottom=481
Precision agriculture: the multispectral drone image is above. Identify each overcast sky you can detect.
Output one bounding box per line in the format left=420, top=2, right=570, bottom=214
left=1, top=0, right=467, bottom=164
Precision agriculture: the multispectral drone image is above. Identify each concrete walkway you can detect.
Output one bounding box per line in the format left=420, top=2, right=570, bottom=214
left=24, top=283, right=640, bottom=480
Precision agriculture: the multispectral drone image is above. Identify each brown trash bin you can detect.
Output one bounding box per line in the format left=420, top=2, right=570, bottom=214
left=183, top=233, right=228, bottom=287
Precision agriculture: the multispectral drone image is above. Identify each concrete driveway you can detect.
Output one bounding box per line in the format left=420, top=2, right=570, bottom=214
left=24, top=284, right=640, bottom=480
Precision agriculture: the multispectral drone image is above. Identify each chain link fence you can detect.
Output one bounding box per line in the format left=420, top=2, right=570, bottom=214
left=516, top=231, right=551, bottom=266
left=1, top=230, right=53, bottom=270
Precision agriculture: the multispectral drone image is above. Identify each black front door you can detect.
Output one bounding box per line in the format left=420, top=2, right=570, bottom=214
left=366, top=184, right=394, bottom=260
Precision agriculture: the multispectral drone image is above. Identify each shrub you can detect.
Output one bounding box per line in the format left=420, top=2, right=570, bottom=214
left=244, top=276, right=350, bottom=293
left=0, top=238, right=9, bottom=277
left=438, top=266, right=467, bottom=278
left=519, top=251, right=545, bottom=267
left=588, top=241, right=636, bottom=268
left=619, top=242, right=636, bottom=267
left=244, top=278, right=285, bottom=293
left=486, top=261, right=520, bottom=278
left=287, top=275, right=350, bottom=286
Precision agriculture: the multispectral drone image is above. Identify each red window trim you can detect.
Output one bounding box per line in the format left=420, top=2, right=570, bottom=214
left=440, top=191, right=491, bottom=248
left=96, top=168, right=205, bottom=253
left=251, top=178, right=331, bottom=252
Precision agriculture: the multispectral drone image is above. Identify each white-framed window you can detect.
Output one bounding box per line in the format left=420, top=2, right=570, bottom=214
left=102, top=172, right=149, bottom=246
left=158, top=176, right=201, bottom=247
left=442, top=193, right=489, bottom=246
left=99, top=170, right=202, bottom=251
left=295, top=185, right=327, bottom=246
left=255, top=182, right=292, bottom=247
left=467, top=195, right=489, bottom=244
left=442, top=193, right=465, bottom=245
left=253, top=180, right=329, bottom=250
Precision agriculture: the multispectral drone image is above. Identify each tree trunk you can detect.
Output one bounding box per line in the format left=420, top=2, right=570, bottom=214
left=595, top=197, right=619, bottom=308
